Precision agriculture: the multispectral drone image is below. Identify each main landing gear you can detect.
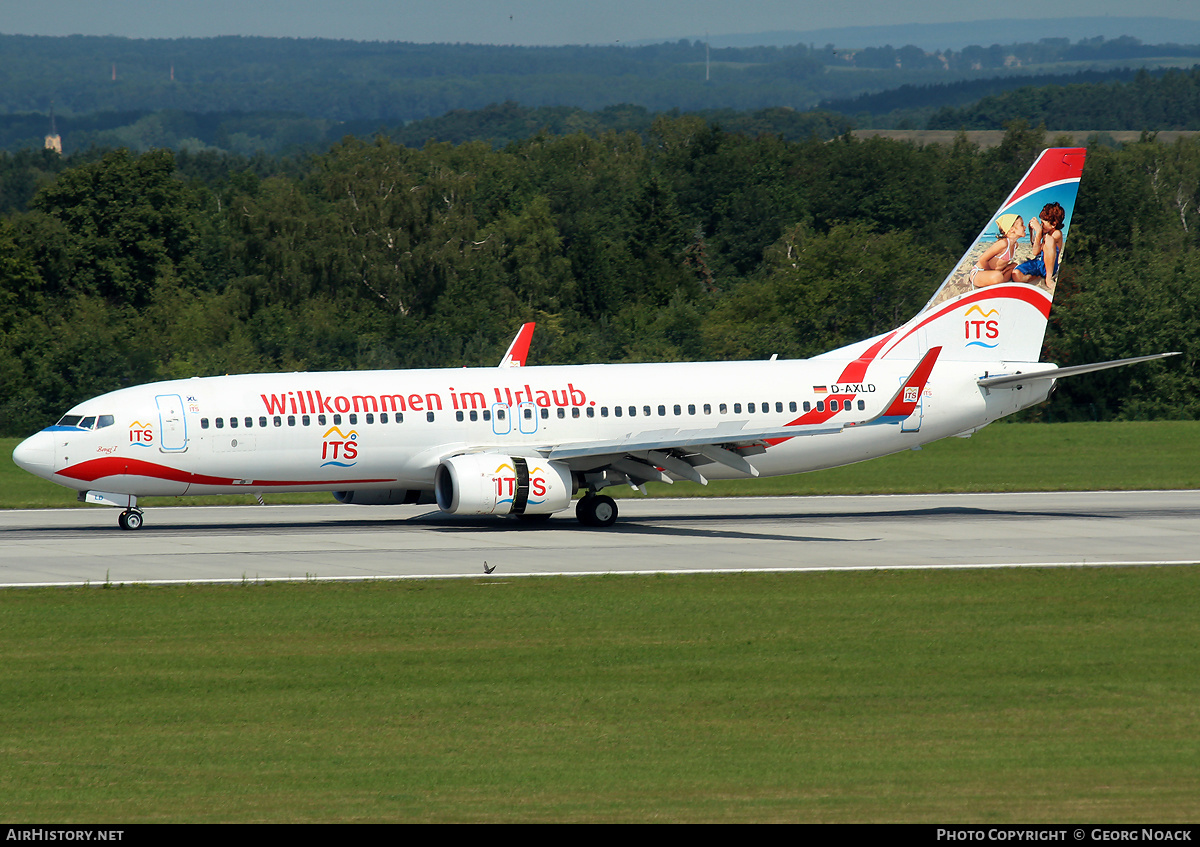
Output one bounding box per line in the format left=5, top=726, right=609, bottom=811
left=576, top=494, right=618, bottom=528
left=117, top=509, right=144, bottom=531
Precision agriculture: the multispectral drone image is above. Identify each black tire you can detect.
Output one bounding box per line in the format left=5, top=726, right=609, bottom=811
left=576, top=494, right=618, bottom=527
left=120, top=510, right=143, bottom=530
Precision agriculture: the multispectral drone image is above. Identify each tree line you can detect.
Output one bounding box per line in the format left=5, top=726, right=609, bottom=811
left=1, top=121, right=1197, bottom=436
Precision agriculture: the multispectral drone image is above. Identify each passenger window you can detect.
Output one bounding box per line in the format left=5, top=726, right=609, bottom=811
left=396, top=413, right=404, bottom=423
left=456, top=411, right=464, bottom=422
left=789, top=402, right=797, bottom=413
left=426, top=412, right=435, bottom=422
left=831, top=400, right=839, bottom=412
left=748, top=403, right=755, bottom=413
left=643, top=406, right=651, bottom=417
left=601, top=407, right=609, bottom=418
left=366, top=413, right=374, bottom=424
left=245, top=417, right=253, bottom=428
left=229, top=417, right=238, bottom=428
left=557, top=408, right=566, bottom=419
left=703, top=404, right=711, bottom=415
left=858, top=400, right=865, bottom=410
left=496, top=409, right=505, bottom=420
left=468, top=411, right=477, bottom=422
left=301, top=415, right=309, bottom=426
left=216, top=418, right=224, bottom=429
left=776, top=402, right=783, bottom=413
left=288, top=416, right=296, bottom=426
left=260, top=416, right=268, bottom=427
left=673, top=404, right=681, bottom=415
left=586, top=407, right=594, bottom=418
left=719, top=403, right=727, bottom=414
left=201, top=418, right=210, bottom=429
left=380, top=413, right=388, bottom=424
left=572, top=407, right=580, bottom=418
left=816, top=402, right=825, bottom=413
left=628, top=406, right=636, bottom=417
left=687, top=404, right=694, bottom=415
left=733, top=403, right=742, bottom=414
left=523, top=408, right=532, bottom=419
left=273, top=416, right=282, bottom=427
left=803, top=402, right=811, bottom=412
left=658, top=405, right=666, bottom=417
left=349, top=414, right=358, bottom=425
left=541, top=408, right=549, bottom=419
left=482, top=410, right=491, bottom=422
left=614, top=406, right=622, bottom=417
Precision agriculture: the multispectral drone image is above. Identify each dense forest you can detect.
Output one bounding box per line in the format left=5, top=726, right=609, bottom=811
left=1, top=121, right=1197, bottom=437
left=929, top=67, right=1200, bottom=130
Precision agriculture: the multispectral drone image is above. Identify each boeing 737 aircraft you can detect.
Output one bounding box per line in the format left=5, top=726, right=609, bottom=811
left=11, top=148, right=1176, bottom=529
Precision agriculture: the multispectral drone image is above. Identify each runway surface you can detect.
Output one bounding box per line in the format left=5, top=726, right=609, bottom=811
left=2, top=490, right=1198, bottom=588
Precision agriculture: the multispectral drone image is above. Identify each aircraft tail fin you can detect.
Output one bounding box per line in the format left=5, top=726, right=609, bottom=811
left=832, top=148, right=1087, bottom=368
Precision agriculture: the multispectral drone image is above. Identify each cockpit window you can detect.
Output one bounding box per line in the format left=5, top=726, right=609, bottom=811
left=55, top=414, right=115, bottom=430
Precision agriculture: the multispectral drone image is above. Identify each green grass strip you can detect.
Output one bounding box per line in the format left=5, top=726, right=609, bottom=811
left=1, top=569, right=1198, bottom=822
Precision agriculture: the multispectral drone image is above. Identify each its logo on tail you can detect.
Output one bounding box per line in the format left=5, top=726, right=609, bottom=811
left=964, top=305, right=1000, bottom=349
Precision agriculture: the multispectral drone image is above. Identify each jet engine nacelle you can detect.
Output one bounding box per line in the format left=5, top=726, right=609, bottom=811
left=435, top=453, right=573, bottom=516
left=333, top=489, right=436, bottom=505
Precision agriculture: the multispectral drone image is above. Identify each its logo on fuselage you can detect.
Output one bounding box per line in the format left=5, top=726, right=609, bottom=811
left=964, top=305, right=1000, bottom=349
left=129, top=421, right=154, bottom=446
left=321, top=426, right=358, bottom=467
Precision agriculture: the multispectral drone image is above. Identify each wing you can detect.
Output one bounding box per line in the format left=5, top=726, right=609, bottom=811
left=538, top=347, right=942, bottom=486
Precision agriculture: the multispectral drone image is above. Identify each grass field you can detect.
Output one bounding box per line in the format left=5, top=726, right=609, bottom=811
left=4, top=420, right=1200, bottom=509
left=3, top=421, right=1198, bottom=821
left=1, top=569, right=1197, bottom=822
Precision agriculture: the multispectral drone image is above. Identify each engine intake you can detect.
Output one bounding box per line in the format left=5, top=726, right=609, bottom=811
left=435, top=453, right=573, bottom=516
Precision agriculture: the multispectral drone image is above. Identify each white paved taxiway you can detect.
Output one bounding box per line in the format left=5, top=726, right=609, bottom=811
left=1, top=490, right=1198, bottom=588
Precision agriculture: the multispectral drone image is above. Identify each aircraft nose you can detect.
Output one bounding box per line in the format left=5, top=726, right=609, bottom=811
left=12, top=431, right=55, bottom=478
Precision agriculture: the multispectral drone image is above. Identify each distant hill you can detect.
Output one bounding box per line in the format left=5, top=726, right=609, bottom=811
left=674, top=17, right=1200, bottom=51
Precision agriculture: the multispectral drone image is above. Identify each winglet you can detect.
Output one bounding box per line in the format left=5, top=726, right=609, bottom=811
left=498, top=322, right=536, bottom=368
left=850, top=346, right=942, bottom=426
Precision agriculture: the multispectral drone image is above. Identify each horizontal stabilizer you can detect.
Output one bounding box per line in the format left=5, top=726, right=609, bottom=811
left=978, top=352, right=1180, bottom=388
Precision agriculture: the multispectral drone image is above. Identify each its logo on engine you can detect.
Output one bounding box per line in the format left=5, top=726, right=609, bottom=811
left=321, top=426, right=358, bottom=467
left=491, top=461, right=550, bottom=506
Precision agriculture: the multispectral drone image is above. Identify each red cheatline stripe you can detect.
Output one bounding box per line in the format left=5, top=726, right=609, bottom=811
left=58, top=457, right=390, bottom=487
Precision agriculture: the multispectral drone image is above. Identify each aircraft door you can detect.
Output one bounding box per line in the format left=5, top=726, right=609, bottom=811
left=156, top=394, right=188, bottom=452
left=518, top=401, right=538, bottom=434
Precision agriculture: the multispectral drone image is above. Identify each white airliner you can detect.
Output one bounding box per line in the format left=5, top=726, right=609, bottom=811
left=11, top=148, right=1176, bottom=529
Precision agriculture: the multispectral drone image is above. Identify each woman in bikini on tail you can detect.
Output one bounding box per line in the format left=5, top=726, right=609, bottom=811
left=970, top=213, right=1026, bottom=288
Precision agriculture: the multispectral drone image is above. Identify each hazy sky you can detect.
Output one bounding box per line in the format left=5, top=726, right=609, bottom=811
left=2, top=0, right=1198, bottom=45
